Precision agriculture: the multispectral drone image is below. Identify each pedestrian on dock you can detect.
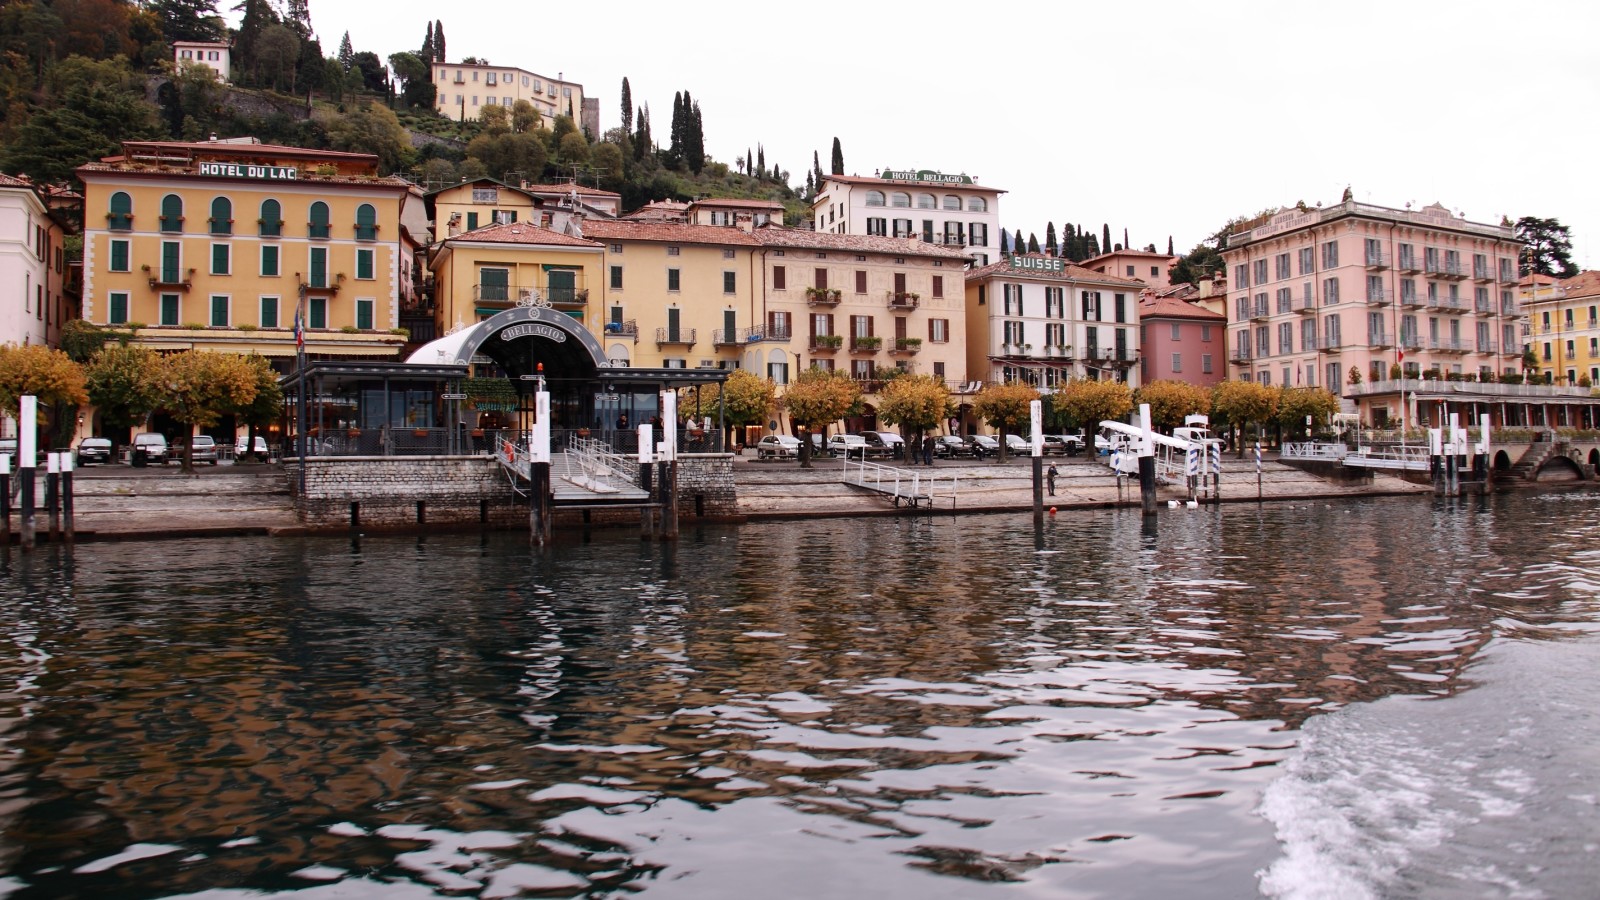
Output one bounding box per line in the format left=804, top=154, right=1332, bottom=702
left=1047, top=464, right=1058, bottom=496
left=923, top=435, right=934, bottom=466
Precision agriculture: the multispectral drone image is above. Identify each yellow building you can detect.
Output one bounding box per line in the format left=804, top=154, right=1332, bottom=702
left=427, top=221, right=603, bottom=336
left=426, top=178, right=546, bottom=238
left=78, top=138, right=421, bottom=359
left=431, top=62, right=589, bottom=133
left=1522, top=271, right=1600, bottom=386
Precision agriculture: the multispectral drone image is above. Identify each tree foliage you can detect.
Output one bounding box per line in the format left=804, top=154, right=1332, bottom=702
left=829, top=136, right=843, bottom=176
left=1516, top=216, right=1579, bottom=278
left=1, top=56, right=162, bottom=184
left=696, top=370, right=773, bottom=433
left=973, top=381, right=1040, bottom=460
left=1133, top=380, right=1212, bottom=432
left=877, top=374, right=950, bottom=436
left=1057, top=377, right=1133, bottom=456
left=158, top=351, right=258, bottom=472
left=326, top=101, right=412, bottom=172
left=228, top=354, right=283, bottom=460
left=0, top=343, right=89, bottom=412
left=1275, top=386, right=1340, bottom=432
left=85, top=344, right=163, bottom=440
left=150, top=0, right=225, bottom=43
left=781, top=367, right=860, bottom=467
left=1210, top=379, right=1279, bottom=452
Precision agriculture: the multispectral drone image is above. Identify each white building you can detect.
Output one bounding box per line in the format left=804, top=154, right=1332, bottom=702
left=0, top=174, right=73, bottom=348
left=812, top=169, right=1003, bottom=266
left=173, top=42, right=230, bottom=82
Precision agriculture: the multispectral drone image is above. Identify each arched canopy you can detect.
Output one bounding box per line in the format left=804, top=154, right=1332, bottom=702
left=407, top=305, right=608, bottom=377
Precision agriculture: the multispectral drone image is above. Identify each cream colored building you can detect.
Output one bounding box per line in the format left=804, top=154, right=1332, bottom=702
left=812, top=169, right=1003, bottom=266
left=431, top=62, right=592, bottom=134
left=1521, top=271, right=1600, bottom=386
left=174, top=41, right=230, bottom=81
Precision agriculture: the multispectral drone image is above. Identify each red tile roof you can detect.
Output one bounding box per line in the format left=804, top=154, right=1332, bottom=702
left=1137, top=294, right=1225, bottom=321
left=112, top=139, right=378, bottom=163
left=523, top=183, right=622, bottom=199
left=0, top=173, right=32, bottom=188
left=1081, top=249, right=1178, bottom=263
left=820, top=173, right=1007, bottom=194
left=580, top=219, right=761, bottom=246
left=754, top=226, right=969, bottom=259
left=1549, top=270, right=1600, bottom=298
left=444, top=221, right=600, bottom=248
left=966, top=256, right=1146, bottom=287
left=74, top=161, right=412, bottom=190
left=689, top=197, right=785, bottom=210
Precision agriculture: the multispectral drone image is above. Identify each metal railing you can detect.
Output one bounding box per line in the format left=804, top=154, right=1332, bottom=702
left=294, top=426, right=725, bottom=459
left=1282, top=442, right=1348, bottom=461
left=840, top=457, right=958, bottom=510
left=655, top=327, right=697, bottom=345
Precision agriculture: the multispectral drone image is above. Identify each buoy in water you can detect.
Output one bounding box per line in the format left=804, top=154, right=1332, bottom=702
left=1049, top=507, right=1057, bottom=515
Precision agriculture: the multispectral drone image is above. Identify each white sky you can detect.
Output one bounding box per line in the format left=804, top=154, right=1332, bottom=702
left=296, top=0, right=1599, bottom=268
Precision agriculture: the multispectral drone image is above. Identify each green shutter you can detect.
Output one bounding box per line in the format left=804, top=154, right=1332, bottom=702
left=211, top=295, right=228, bottom=326
left=212, top=243, right=229, bottom=275
left=309, top=202, right=330, bottom=239
left=723, top=310, right=736, bottom=340
left=260, top=296, right=277, bottom=328
left=260, top=199, right=281, bottom=236
left=724, top=271, right=735, bottom=293
left=357, top=299, right=373, bottom=330
left=466, top=212, right=479, bottom=230
left=480, top=267, right=508, bottom=301
left=355, top=203, right=377, bottom=240
left=309, top=297, right=326, bottom=329
left=160, top=293, right=179, bottom=325
left=548, top=269, right=575, bottom=303
left=610, top=265, right=622, bottom=290
left=310, top=248, right=326, bottom=287
left=668, top=268, right=680, bottom=291
left=261, top=245, right=279, bottom=277
left=161, top=242, right=180, bottom=283
left=110, top=241, right=128, bottom=272
left=109, top=292, right=128, bottom=324
left=667, top=307, right=680, bottom=342
left=357, top=249, right=373, bottom=280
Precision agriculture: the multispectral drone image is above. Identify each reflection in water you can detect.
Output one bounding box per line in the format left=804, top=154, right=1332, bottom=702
left=0, top=492, right=1594, bottom=898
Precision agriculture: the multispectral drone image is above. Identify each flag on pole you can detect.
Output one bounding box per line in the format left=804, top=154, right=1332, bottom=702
left=294, top=307, right=304, bottom=349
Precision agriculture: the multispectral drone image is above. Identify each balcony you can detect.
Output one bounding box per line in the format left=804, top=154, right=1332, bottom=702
left=850, top=336, right=882, bottom=353
left=473, top=283, right=590, bottom=310
left=1396, top=255, right=1421, bottom=274
left=1364, top=251, right=1390, bottom=270
left=805, top=287, right=842, bottom=306
left=712, top=328, right=740, bottom=348
left=655, top=327, right=696, bottom=347
left=1369, top=331, right=1394, bottom=348
left=1367, top=287, right=1391, bottom=306
left=1439, top=296, right=1469, bottom=312
left=1442, top=262, right=1467, bottom=280
left=1230, top=349, right=1253, bottom=363
left=891, top=337, right=923, bottom=354
left=887, top=290, right=921, bottom=310
left=1476, top=340, right=1500, bottom=355
left=1475, top=300, right=1495, bottom=316
left=144, top=266, right=195, bottom=291
left=1302, top=335, right=1320, bottom=351
left=1249, top=303, right=1270, bottom=322
left=1295, top=295, right=1318, bottom=314
left=602, top=319, right=639, bottom=342
left=1473, top=267, right=1493, bottom=283
left=717, top=325, right=791, bottom=346
left=1399, top=291, right=1423, bottom=309
left=1429, top=338, right=1470, bottom=354
left=1317, top=338, right=1344, bottom=354
left=1399, top=333, right=1423, bottom=352
left=809, top=334, right=843, bottom=352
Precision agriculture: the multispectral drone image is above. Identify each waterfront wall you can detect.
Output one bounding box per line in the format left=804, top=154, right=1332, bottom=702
left=286, top=454, right=738, bottom=531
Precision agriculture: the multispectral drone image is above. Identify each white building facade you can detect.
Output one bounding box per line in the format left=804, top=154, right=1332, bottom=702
left=0, top=174, right=70, bottom=348
left=812, top=170, right=1003, bottom=266
left=173, top=42, right=230, bottom=81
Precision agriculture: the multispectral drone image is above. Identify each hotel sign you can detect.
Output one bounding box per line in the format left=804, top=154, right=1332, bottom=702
left=881, top=169, right=973, bottom=185
left=1008, top=255, right=1063, bottom=273
left=197, top=161, right=298, bottom=181
left=500, top=322, right=567, bottom=343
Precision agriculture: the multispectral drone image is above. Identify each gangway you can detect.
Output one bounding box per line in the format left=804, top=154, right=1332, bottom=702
left=1096, top=420, right=1212, bottom=483
left=840, top=457, right=958, bottom=509
left=496, top=435, right=651, bottom=503
left=1340, top=444, right=1431, bottom=471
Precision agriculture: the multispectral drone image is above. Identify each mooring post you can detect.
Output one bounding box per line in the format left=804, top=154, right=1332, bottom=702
left=45, top=452, right=60, bottom=543
left=638, top=422, right=655, bottom=538
left=59, top=451, right=73, bottom=545
left=1255, top=441, right=1263, bottom=502
left=528, top=387, right=553, bottom=546
left=1137, top=403, right=1157, bottom=516
left=18, top=396, right=36, bottom=552
left=659, top=389, right=679, bottom=541
left=0, top=453, right=10, bottom=547
left=1030, top=400, right=1044, bottom=522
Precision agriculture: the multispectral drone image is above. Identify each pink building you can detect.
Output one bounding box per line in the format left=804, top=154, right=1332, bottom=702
left=1138, top=293, right=1227, bottom=387
left=1082, top=249, right=1178, bottom=290
left=1221, top=199, right=1523, bottom=406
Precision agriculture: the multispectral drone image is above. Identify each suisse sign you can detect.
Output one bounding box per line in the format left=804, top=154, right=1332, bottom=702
left=881, top=169, right=974, bottom=185
left=1008, top=255, right=1064, bottom=273
left=197, top=162, right=298, bottom=181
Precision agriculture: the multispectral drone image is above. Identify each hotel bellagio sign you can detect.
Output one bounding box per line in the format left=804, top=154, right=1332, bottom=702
left=197, top=161, right=299, bottom=181
left=880, top=169, right=974, bottom=185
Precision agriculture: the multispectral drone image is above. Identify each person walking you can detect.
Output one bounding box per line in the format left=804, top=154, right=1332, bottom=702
left=1047, top=464, right=1058, bottom=496
left=923, top=435, right=934, bottom=466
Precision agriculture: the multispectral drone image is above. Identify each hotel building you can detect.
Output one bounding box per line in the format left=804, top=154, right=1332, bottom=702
left=811, top=169, right=1002, bottom=266
left=1521, top=271, right=1600, bottom=387
left=964, top=255, right=1147, bottom=390
left=77, top=138, right=424, bottom=361
left=1222, top=200, right=1523, bottom=395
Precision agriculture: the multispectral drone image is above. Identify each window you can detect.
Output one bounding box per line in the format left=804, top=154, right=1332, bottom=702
left=355, top=204, right=377, bottom=241
left=1323, top=277, right=1340, bottom=305
left=210, top=295, right=229, bottom=326
left=1298, top=247, right=1314, bottom=275
left=1170, top=322, right=1182, bottom=341
left=929, top=319, right=948, bottom=342
left=1253, top=259, right=1268, bottom=285
left=851, top=314, right=873, bottom=338
left=110, top=239, right=130, bottom=272
left=309, top=296, right=327, bottom=329
left=160, top=240, right=181, bottom=283
left=211, top=242, right=230, bottom=275
left=209, top=197, right=232, bottom=234
left=108, top=291, right=129, bottom=325
left=968, top=222, right=987, bottom=247
left=1114, top=293, right=1126, bottom=323
left=466, top=212, right=479, bottom=231
left=668, top=268, right=681, bottom=291
left=943, top=195, right=961, bottom=210
left=308, top=201, right=330, bottom=239
left=773, top=266, right=786, bottom=290
left=356, top=248, right=374, bottom=280
left=160, top=194, right=183, bottom=232
left=1234, top=263, right=1250, bottom=288
left=1202, top=354, right=1213, bottom=374
left=723, top=271, right=736, bottom=294
left=1171, top=353, right=1182, bottom=373
left=107, top=191, right=134, bottom=230
left=967, top=197, right=986, bottom=212
left=610, top=265, right=623, bottom=290
left=887, top=192, right=910, bottom=208
left=852, top=270, right=867, bottom=294
left=259, top=199, right=281, bottom=237
left=261, top=244, right=279, bottom=277
left=865, top=217, right=887, bottom=236
left=1321, top=241, right=1339, bottom=268
left=1279, top=321, right=1294, bottom=355
left=667, top=246, right=680, bottom=256
left=932, top=275, right=943, bottom=298
left=892, top=218, right=913, bottom=237
left=814, top=268, right=828, bottom=289
left=260, top=296, right=278, bottom=328
left=1126, top=265, right=1135, bottom=276
left=309, top=246, right=327, bottom=288
left=609, top=243, right=623, bottom=253
left=865, top=191, right=885, bottom=207
left=1276, top=252, right=1291, bottom=280
left=160, top=293, right=180, bottom=326
left=356, top=298, right=374, bottom=330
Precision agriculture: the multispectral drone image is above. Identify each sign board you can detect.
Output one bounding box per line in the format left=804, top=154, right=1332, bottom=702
left=440, top=393, right=467, bottom=400
left=1008, top=255, right=1064, bottom=273
left=197, top=161, right=298, bottom=181
left=880, top=169, right=974, bottom=185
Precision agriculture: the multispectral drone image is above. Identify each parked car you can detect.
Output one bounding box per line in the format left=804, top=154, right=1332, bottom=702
left=236, top=436, right=269, bottom=457
left=934, top=435, right=971, bottom=459
left=1005, top=434, right=1033, bottom=455
left=756, top=435, right=802, bottom=459
left=1058, top=432, right=1086, bottom=456
left=827, top=433, right=869, bottom=459
left=809, top=433, right=827, bottom=457
left=185, top=435, right=219, bottom=465
left=131, top=432, right=169, bottom=465
left=967, top=435, right=999, bottom=458
left=76, top=437, right=113, bottom=466
left=861, top=430, right=905, bottom=459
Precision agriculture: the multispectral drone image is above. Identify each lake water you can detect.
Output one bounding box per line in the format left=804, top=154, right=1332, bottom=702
left=1, top=491, right=1598, bottom=899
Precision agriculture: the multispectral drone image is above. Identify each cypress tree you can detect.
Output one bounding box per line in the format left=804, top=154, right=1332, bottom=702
left=285, top=0, right=311, bottom=37
left=1045, top=222, right=1057, bottom=257
left=633, top=104, right=650, bottom=161
left=1102, top=223, right=1111, bottom=257
left=1087, top=234, right=1100, bottom=257
left=1123, top=227, right=1130, bottom=250
left=422, top=22, right=434, bottom=62
left=667, top=91, right=683, bottom=167
left=620, top=77, right=632, bottom=137
left=688, top=97, right=704, bottom=174
left=1167, top=235, right=1174, bottom=255
left=1028, top=233, right=1040, bottom=254
left=756, top=144, right=765, bottom=180
left=433, top=20, right=445, bottom=61
left=812, top=150, right=823, bottom=190
left=830, top=137, right=843, bottom=175
left=1013, top=229, right=1025, bottom=256
left=1063, top=224, right=1076, bottom=260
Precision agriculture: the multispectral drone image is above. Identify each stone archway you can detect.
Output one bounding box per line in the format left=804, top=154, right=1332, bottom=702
left=1535, top=456, right=1584, bottom=482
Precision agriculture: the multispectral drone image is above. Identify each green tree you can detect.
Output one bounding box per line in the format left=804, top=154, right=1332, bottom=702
left=1276, top=386, right=1340, bottom=436
left=509, top=99, right=541, bottom=133
left=1027, top=233, right=1040, bottom=254
left=466, top=131, right=546, bottom=184
left=830, top=136, right=843, bottom=175
left=337, top=30, right=353, bottom=68
left=478, top=102, right=509, bottom=133
left=1, top=57, right=162, bottom=184
left=555, top=129, right=590, bottom=171
left=1045, top=222, right=1057, bottom=257
left=1133, top=380, right=1212, bottom=432
left=590, top=141, right=623, bottom=186
left=877, top=374, right=950, bottom=464
left=388, top=51, right=434, bottom=110
left=1516, top=216, right=1579, bottom=278
left=227, top=355, right=282, bottom=462
left=326, top=101, right=413, bottom=172
left=1210, top=379, right=1279, bottom=455
left=256, top=23, right=300, bottom=92
left=632, top=103, right=651, bottom=161
left=157, top=351, right=257, bottom=473
left=85, top=344, right=163, bottom=453
left=420, top=21, right=433, bottom=62
left=349, top=51, right=386, bottom=93
left=620, top=76, right=632, bottom=137
left=1169, top=240, right=1224, bottom=286
left=696, top=370, right=773, bottom=450
left=781, top=367, right=860, bottom=468
left=233, top=0, right=276, bottom=85
left=433, top=20, right=445, bottom=61
left=150, top=0, right=224, bottom=43
left=973, top=381, right=1040, bottom=462
left=1102, top=223, right=1112, bottom=257
left=1057, top=377, right=1134, bottom=456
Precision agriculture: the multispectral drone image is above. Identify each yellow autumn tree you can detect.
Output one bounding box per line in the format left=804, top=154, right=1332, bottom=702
left=1057, top=377, right=1134, bottom=457
left=158, top=351, right=259, bottom=472
left=780, top=367, right=861, bottom=467
left=1133, top=380, right=1213, bottom=433
left=972, top=381, right=1040, bottom=461
left=1210, top=379, right=1279, bottom=455
left=691, top=369, right=774, bottom=450
left=877, top=374, right=951, bottom=460
left=0, top=343, right=90, bottom=449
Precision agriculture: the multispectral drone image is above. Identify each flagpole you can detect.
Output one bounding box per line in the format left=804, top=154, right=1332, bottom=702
left=296, top=285, right=307, bottom=492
